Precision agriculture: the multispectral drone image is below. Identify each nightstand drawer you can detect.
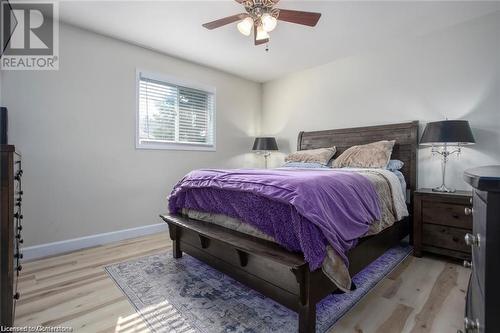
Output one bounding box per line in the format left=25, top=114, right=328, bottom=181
left=422, top=201, right=472, bottom=229
left=422, top=224, right=470, bottom=253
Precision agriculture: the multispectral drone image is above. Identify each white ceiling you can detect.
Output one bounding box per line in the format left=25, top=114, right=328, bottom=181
left=57, top=1, right=500, bottom=82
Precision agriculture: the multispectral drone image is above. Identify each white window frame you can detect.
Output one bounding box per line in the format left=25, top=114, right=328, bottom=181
left=135, top=69, right=217, bottom=151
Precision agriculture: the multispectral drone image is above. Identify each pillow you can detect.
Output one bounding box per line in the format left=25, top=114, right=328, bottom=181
left=282, top=162, right=330, bottom=169
left=285, top=147, right=336, bottom=166
left=387, top=159, right=404, bottom=171
left=332, top=140, right=395, bottom=169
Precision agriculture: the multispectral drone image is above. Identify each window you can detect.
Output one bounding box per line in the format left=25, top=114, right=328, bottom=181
left=136, top=71, right=216, bottom=150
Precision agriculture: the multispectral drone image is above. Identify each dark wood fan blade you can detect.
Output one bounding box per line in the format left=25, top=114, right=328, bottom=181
left=254, top=25, right=269, bottom=46
left=202, top=13, right=248, bottom=30
left=277, top=9, right=321, bottom=27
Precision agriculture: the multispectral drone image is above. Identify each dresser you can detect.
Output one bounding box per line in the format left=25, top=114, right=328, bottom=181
left=0, top=145, right=23, bottom=327
left=462, top=166, right=500, bottom=333
left=413, top=188, right=473, bottom=260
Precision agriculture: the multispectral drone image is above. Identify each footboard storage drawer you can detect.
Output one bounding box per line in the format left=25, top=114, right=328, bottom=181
left=180, top=226, right=301, bottom=294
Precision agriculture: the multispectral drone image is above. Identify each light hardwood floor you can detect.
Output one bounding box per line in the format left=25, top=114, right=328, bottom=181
left=15, top=233, right=469, bottom=333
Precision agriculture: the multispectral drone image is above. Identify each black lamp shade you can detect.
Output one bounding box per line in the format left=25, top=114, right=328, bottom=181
left=252, top=137, right=279, bottom=151
left=420, top=120, right=475, bottom=145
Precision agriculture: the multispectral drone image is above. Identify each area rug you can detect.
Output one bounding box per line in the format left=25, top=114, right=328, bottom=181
left=105, top=243, right=412, bottom=333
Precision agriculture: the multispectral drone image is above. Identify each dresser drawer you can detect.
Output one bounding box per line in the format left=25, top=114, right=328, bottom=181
left=422, top=224, right=470, bottom=253
left=466, top=273, right=485, bottom=333
left=422, top=201, right=472, bottom=229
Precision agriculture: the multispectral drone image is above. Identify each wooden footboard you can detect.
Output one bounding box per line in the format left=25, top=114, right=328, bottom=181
left=160, top=213, right=410, bottom=333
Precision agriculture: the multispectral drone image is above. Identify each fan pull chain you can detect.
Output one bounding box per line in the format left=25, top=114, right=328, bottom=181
left=265, top=42, right=270, bottom=52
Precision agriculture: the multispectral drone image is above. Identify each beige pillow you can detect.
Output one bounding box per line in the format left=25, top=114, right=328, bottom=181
left=285, top=147, right=336, bottom=165
left=332, top=140, right=395, bottom=169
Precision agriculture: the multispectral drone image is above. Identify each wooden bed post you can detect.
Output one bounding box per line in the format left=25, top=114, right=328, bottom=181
left=167, top=223, right=183, bottom=259
left=298, top=297, right=316, bottom=333
left=293, top=266, right=316, bottom=333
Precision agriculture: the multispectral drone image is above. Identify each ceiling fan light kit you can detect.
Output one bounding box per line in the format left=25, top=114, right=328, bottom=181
left=237, top=17, right=254, bottom=36
left=261, top=12, right=277, bottom=32
left=202, top=0, right=321, bottom=50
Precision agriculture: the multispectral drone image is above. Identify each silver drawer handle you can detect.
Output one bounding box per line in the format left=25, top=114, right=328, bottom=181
left=464, top=317, right=480, bottom=332
left=464, top=233, right=480, bottom=247
left=464, top=207, right=473, bottom=216
left=463, top=260, right=472, bottom=269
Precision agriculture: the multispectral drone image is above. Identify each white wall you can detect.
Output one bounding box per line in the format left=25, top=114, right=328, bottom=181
left=262, top=11, right=500, bottom=190
left=2, top=24, right=261, bottom=246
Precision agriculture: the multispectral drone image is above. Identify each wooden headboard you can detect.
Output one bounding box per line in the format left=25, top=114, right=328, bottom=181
left=297, top=121, right=419, bottom=203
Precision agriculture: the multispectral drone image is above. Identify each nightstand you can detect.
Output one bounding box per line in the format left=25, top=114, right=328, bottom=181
left=413, top=188, right=473, bottom=260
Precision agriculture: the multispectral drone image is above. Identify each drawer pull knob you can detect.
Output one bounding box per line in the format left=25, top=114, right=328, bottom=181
left=13, top=292, right=20, bottom=300
left=464, top=207, right=473, bottom=216
left=464, top=317, right=479, bottom=332
left=464, top=233, right=480, bottom=247
left=463, top=260, right=472, bottom=269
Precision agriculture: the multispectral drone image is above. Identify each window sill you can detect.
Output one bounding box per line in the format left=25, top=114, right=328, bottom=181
left=136, top=141, right=216, bottom=152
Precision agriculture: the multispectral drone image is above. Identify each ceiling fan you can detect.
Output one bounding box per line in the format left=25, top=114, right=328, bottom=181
left=202, top=0, right=321, bottom=48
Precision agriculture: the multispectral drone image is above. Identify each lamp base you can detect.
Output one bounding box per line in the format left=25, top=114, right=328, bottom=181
left=432, top=184, right=456, bottom=193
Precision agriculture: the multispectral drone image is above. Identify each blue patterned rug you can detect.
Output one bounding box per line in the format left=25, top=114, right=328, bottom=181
left=105, top=243, right=412, bottom=333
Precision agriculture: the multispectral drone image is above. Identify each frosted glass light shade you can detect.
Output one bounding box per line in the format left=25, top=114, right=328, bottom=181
left=237, top=17, right=254, bottom=36
left=256, top=25, right=269, bottom=40
left=261, top=13, right=277, bottom=32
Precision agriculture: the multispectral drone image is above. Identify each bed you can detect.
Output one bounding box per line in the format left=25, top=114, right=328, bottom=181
left=160, top=121, right=418, bottom=333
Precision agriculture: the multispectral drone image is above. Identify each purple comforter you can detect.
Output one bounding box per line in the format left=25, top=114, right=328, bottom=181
left=168, top=168, right=381, bottom=270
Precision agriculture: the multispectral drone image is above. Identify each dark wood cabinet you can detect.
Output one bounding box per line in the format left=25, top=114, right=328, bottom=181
left=462, top=166, right=500, bottom=333
left=413, top=188, right=472, bottom=260
left=1, top=145, right=23, bottom=327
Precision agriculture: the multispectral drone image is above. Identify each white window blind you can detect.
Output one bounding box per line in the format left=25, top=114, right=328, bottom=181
left=137, top=72, right=215, bottom=150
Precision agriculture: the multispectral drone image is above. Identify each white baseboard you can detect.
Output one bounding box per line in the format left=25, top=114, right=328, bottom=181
left=23, top=223, right=169, bottom=261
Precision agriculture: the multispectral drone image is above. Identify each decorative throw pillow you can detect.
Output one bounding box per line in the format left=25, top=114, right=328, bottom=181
left=285, top=147, right=336, bottom=166
left=387, top=159, right=404, bottom=171
left=332, top=140, right=395, bottom=169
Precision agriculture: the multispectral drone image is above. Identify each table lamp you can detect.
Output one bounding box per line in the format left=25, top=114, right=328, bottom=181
left=252, top=137, right=279, bottom=169
left=420, top=120, right=475, bottom=192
